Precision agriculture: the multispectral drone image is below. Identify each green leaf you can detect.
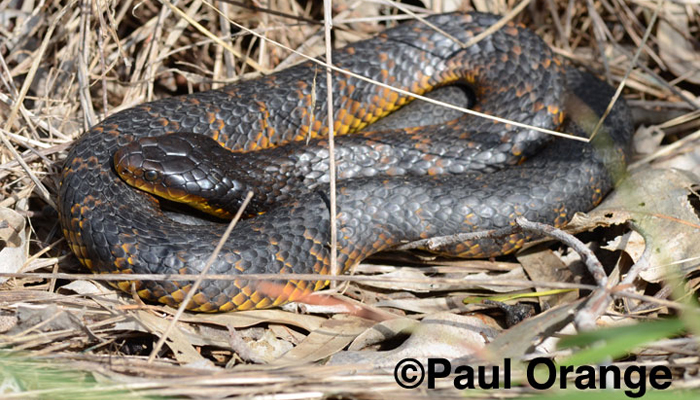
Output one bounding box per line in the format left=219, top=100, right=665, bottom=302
left=558, top=319, right=685, bottom=366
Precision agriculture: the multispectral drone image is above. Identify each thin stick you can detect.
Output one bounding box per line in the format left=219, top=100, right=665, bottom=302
left=0, top=128, right=56, bottom=209
left=0, top=93, right=67, bottom=139
left=629, top=128, right=700, bottom=169
left=621, top=222, right=653, bottom=285
left=545, top=0, right=571, bottom=52
left=382, top=0, right=466, bottom=47
left=589, top=0, right=662, bottom=141
left=396, top=226, right=516, bottom=251
left=4, top=5, right=68, bottom=131
left=463, top=0, right=532, bottom=48
left=93, top=0, right=110, bottom=118
left=147, top=191, right=253, bottom=363
left=218, top=0, right=322, bottom=26
left=514, top=217, right=607, bottom=287
left=399, top=216, right=609, bottom=287
left=159, top=0, right=268, bottom=74
left=78, top=0, right=96, bottom=128
left=323, top=1, right=339, bottom=282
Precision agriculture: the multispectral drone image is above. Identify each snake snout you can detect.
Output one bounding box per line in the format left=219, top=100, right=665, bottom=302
left=114, top=132, right=247, bottom=219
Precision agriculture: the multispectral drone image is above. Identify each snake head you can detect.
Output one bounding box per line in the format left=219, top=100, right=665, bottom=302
left=113, top=133, right=246, bottom=219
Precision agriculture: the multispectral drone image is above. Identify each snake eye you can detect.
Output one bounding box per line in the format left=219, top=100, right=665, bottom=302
left=144, top=170, right=159, bottom=182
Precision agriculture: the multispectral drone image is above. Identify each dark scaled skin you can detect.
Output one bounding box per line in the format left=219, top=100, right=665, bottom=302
left=113, top=86, right=477, bottom=219
left=58, top=12, right=633, bottom=312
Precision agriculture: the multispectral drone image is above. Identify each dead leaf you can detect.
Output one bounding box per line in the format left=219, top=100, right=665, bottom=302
left=273, top=314, right=375, bottom=365
left=115, top=309, right=334, bottom=363
left=602, top=230, right=646, bottom=262
left=517, top=249, right=579, bottom=309
left=355, top=263, right=526, bottom=294
left=589, top=168, right=700, bottom=282
left=183, top=309, right=326, bottom=333
left=134, top=310, right=209, bottom=365
left=243, top=328, right=294, bottom=363
left=346, top=317, right=418, bottom=351
left=0, top=207, right=25, bottom=247
left=353, top=268, right=437, bottom=293
left=226, top=325, right=293, bottom=364
left=293, top=292, right=399, bottom=321
left=0, top=313, right=16, bottom=333
left=484, top=299, right=585, bottom=360
left=468, top=267, right=529, bottom=292
left=657, top=3, right=700, bottom=84
left=10, top=304, right=82, bottom=334
left=59, top=280, right=119, bottom=298
left=0, top=207, right=28, bottom=284
left=374, top=296, right=465, bottom=314
left=328, top=312, right=500, bottom=371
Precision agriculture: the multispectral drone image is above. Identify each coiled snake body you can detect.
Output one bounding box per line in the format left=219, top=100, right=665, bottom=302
left=58, top=12, right=633, bottom=311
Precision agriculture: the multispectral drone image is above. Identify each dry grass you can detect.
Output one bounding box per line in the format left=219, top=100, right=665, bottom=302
left=1, top=0, right=700, bottom=398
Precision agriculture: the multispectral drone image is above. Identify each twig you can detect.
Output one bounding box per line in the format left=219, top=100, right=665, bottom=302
left=0, top=128, right=56, bottom=209
left=399, top=217, right=609, bottom=288
left=620, top=221, right=653, bottom=285
left=145, top=1, right=170, bottom=102
left=159, top=0, right=269, bottom=74
left=78, top=0, right=97, bottom=128
left=217, top=1, right=236, bottom=81
left=463, top=0, right=532, bottom=48
left=4, top=5, right=69, bottom=131
left=584, top=0, right=613, bottom=85
left=574, top=288, right=613, bottom=330
left=381, top=0, right=466, bottom=47
left=545, top=0, right=571, bottom=52
left=629, top=128, right=700, bottom=169
left=323, top=1, right=339, bottom=282
left=514, top=217, right=607, bottom=287
left=395, top=226, right=516, bottom=252
left=219, top=0, right=322, bottom=25
left=589, top=0, right=664, bottom=141
left=93, top=0, right=110, bottom=118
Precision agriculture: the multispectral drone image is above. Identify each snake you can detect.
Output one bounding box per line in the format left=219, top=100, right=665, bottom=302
left=58, top=12, right=633, bottom=312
